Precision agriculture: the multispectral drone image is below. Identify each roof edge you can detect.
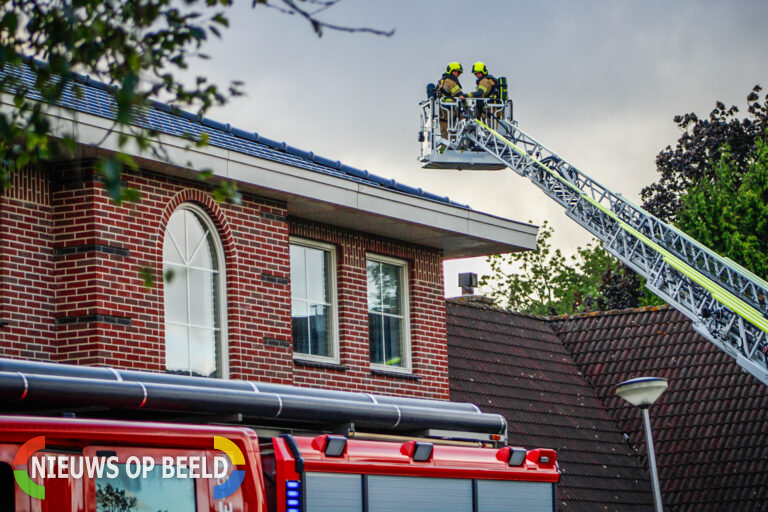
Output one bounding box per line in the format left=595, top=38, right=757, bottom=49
left=446, top=297, right=551, bottom=321
left=12, top=57, right=469, bottom=209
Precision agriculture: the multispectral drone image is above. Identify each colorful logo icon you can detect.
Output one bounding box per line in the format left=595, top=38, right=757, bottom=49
left=213, top=436, right=245, bottom=500
left=13, top=435, right=244, bottom=500
left=14, top=436, right=46, bottom=499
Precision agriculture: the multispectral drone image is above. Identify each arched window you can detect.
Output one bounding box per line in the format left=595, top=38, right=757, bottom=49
left=163, top=204, right=226, bottom=377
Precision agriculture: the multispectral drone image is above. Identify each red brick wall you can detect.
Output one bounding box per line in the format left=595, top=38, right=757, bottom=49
left=0, top=162, right=449, bottom=400
left=291, top=219, right=449, bottom=400
left=0, top=166, right=56, bottom=360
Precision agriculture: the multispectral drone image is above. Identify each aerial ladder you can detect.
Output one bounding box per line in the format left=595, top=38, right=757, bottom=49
left=419, top=95, right=768, bottom=386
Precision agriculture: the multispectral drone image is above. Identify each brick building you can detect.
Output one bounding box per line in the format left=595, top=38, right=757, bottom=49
left=0, top=64, right=536, bottom=401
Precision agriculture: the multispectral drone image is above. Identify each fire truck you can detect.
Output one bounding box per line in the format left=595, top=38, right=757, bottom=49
left=0, top=358, right=559, bottom=512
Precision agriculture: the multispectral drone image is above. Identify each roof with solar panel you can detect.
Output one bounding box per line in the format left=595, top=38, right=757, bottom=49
left=4, top=59, right=466, bottom=208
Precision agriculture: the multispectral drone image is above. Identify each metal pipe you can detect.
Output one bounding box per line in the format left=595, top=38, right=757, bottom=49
left=0, top=358, right=480, bottom=413
left=642, top=408, right=664, bottom=512
left=0, top=371, right=506, bottom=435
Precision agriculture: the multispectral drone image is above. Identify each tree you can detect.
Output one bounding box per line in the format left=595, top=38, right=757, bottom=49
left=641, top=85, right=768, bottom=223
left=0, top=0, right=391, bottom=202
left=676, top=132, right=768, bottom=278
left=480, top=221, right=572, bottom=315
left=480, top=221, right=658, bottom=315
left=96, top=483, right=137, bottom=512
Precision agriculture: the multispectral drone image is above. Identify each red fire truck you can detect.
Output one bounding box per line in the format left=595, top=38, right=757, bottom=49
left=0, top=359, right=559, bottom=512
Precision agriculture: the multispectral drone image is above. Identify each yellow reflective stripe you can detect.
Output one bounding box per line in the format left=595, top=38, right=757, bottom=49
left=617, top=193, right=768, bottom=290
left=585, top=196, right=768, bottom=334
left=480, top=120, right=768, bottom=336
left=450, top=85, right=460, bottom=94
left=476, top=120, right=581, bottom=194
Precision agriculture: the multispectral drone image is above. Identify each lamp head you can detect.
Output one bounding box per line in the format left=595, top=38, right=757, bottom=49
left=616, top=377, right=668, bottom=408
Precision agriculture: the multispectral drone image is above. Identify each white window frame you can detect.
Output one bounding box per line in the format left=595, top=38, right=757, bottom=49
left=366, top=253, right=411, bottom=373
left=163, top=203, right=229, bottom=379
left=289, top=237, right=340, bottom=364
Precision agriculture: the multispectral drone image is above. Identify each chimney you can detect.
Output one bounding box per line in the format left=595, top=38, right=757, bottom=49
left=455, top=272, right=496, bottom=306
left=458, top=272, right=478, bottom=295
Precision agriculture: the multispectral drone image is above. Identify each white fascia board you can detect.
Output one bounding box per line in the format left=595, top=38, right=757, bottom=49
left=226, top=153, right=360, bottom=210
left=357, top=183, right=471, bottom=233
left=466, top=209, right=538, bottom=246
left=4, top=93, right=537, bottom=255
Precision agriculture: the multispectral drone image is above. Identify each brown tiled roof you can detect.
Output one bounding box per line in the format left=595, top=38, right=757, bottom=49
left=550, top=305, right=768, bottom=512
left=448, top=299, right=768, bottom=511
left=447, top=300, right=655, bottom=512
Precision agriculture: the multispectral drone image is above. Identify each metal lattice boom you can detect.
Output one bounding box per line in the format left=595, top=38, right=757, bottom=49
left=455, top=117, right=768, bottom=385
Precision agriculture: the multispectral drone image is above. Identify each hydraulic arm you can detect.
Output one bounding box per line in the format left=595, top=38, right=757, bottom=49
left=431, top=104, right=768, bottom=385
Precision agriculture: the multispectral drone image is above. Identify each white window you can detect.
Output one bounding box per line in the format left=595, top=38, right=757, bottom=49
left=163, top=204, right=227, bottom=378
left=290, top=238, right=338, bottom=362
left=366, top=255, right=410, bottom=371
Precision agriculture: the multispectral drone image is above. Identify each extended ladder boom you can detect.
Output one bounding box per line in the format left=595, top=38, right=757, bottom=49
left=450, top=113, right=768, bottom=385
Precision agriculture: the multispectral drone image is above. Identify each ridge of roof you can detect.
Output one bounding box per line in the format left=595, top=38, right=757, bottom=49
left=548, top=304, right=670, bottom=321
left=448, top=296, right=671, bottom=323
left=7, top=57, right=469, bottom=209
left=447, top=296, right=551, bottom=321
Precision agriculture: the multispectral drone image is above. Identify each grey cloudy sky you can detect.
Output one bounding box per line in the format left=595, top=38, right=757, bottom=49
left=197, top=0, right=768, bottom=296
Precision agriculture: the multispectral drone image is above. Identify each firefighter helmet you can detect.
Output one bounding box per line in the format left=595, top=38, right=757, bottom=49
left=472, top=61, right=488, bottom=76
left=446, top=62, right=463, bottom=75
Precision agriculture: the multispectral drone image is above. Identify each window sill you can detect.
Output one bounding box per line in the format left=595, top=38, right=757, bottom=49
left=370, top=368, right=421, bottom=381
left=294, top=358, right=348, bottom=372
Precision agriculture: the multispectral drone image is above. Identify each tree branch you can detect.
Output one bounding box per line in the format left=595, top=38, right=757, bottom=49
left=254, top=0, right=394, bottom=37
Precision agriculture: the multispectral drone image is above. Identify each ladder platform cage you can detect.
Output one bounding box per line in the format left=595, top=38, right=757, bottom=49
left=419, top=97, right=514, bottom=171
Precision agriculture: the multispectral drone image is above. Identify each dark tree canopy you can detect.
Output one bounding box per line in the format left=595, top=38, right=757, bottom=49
left=641, top=85, right=768, bottom=222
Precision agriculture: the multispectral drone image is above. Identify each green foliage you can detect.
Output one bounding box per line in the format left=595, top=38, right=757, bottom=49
left=0, top=0, right=390, bottom=201
left=0, top=0, right=239, bottom=202
left=677, top=131, right=768, bottom=278
left=480, top=221, right=661, bottom=315
left=480, top=221, right=567, bottom=315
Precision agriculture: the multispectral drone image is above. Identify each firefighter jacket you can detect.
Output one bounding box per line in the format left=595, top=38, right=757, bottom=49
left=437, top=73, right=464, bottom=99
left=470, top=74, right=499, bottom=98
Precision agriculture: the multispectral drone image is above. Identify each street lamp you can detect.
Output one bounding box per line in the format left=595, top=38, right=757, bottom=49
left=615, top=377, right=668, bottom=512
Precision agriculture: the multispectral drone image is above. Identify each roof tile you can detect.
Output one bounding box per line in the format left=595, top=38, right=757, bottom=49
left=450, top=301, right=768, bottom=511
left=551, top=306, right=768, bottom=511
left=447, top=301, right=655, bottom=511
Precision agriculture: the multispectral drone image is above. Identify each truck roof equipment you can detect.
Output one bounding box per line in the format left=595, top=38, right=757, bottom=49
left=0, top=358, right=507, bottom=444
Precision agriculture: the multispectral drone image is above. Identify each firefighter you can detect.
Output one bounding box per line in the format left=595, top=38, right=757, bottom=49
left=436, top=62, right=466, bottom=145
left=437, top=61, right=466, bottom=100
left=468, top=61, right=499, bottom=99
left=468, top=61, right=500, bottom=126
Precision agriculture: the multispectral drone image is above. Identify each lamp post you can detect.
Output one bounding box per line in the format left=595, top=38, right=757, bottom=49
left=615, top=377, right=668, bottom=512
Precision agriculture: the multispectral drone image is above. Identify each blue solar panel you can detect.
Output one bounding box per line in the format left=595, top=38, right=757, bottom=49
left=2, top=62, right=468, bottom=209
